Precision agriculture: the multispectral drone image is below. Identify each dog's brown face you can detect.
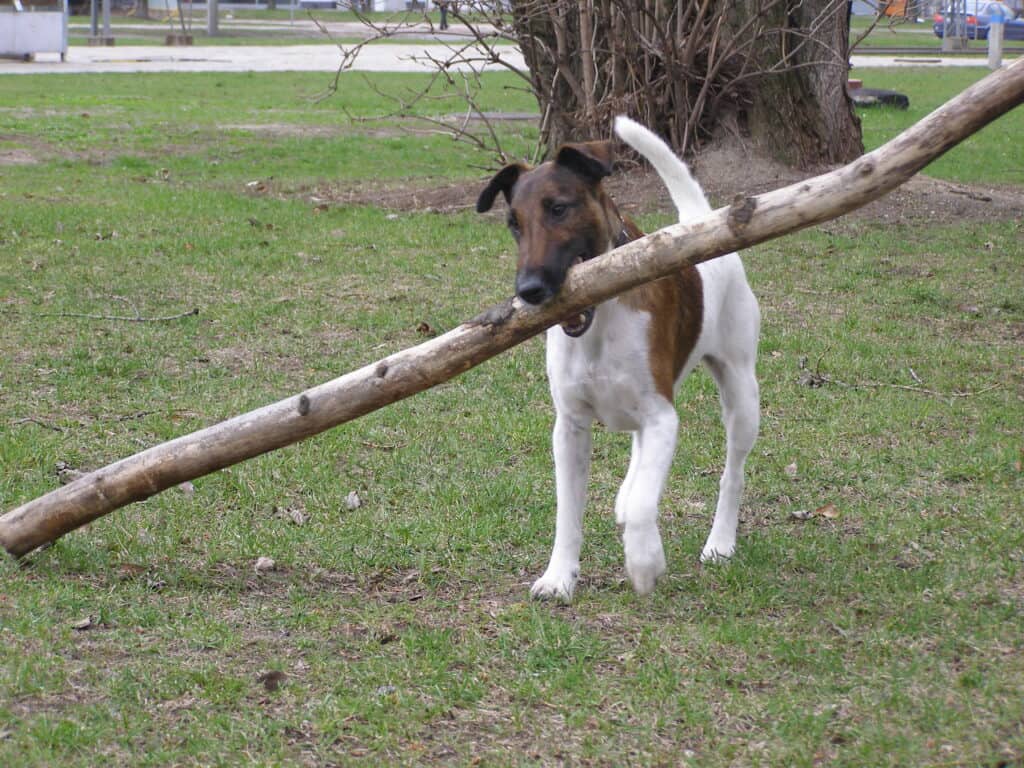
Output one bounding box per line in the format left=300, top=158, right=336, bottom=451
left=476, top=142, right=616, bottom=307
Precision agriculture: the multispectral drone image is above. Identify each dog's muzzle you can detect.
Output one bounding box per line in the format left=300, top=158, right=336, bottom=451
left=516, top=257, right=597, bottom=338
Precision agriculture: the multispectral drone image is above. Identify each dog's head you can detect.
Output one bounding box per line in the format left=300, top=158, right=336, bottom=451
left=477, top=142, right=618, bottom=312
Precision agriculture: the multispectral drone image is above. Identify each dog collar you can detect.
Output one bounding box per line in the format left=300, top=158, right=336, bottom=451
left=614, top=226, right=631, bottom=248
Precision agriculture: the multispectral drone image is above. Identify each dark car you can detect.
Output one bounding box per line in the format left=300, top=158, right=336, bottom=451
left=933, top=2, right=1024, bottom=40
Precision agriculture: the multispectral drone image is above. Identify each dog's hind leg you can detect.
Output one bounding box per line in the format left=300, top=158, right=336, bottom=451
left=531, top=415, right=592, bottom=601
left=701, top=353, right=759, bottom=562
left=619, top=403, right=679, bottom=595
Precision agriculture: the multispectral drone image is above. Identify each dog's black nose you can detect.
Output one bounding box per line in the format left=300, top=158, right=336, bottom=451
left=516, top=272, right=555, bottom=305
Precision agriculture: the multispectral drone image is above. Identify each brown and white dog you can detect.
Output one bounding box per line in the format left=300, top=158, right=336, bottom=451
left=477, top=116, right=760, bottom=600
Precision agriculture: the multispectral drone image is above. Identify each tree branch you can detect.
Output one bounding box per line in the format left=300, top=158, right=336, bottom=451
left=2, top=58, right=1022, bottom=558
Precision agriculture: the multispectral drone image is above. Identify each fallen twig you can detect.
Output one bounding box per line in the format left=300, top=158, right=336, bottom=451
left=1, top=307, right=199, bottom=323
left=12, top=417, right=64, bottom=433
left=806, top=372, right=1001, bottom=400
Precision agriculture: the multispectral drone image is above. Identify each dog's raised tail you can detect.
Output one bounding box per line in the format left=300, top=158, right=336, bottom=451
left=613, top=115, right=711, bottom=224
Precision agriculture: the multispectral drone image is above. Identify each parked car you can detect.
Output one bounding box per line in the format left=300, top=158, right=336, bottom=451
left=933, top=2, right=1024, bottom=40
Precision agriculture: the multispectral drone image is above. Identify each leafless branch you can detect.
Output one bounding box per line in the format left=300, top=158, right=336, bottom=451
left=319, top=0, right=859, bottom=164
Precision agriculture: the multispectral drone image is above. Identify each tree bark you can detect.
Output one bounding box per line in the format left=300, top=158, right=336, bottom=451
left=2, top=59, right=1022, bottom=559
left=510, top=0, right=861, bottom=165
left=726, top=0, right=863, bottom=166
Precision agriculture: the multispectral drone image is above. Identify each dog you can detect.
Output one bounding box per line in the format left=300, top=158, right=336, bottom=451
left=476, top=116, right=760, bottom=600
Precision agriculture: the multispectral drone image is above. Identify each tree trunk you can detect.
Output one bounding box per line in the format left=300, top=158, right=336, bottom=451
left=726, top=0, right=862, bottom=166
left=3, top=58, right=1022, bottom=559
left=509, top=0, right=862, bottom=167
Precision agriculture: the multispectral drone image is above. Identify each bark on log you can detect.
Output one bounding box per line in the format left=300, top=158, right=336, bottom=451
left=2, top=59, right=1022, bottom=559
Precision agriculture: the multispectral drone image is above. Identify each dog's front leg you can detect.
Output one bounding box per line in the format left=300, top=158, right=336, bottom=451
left=531, top=414, right=592, bottom=602
left=620, top=405, right=679, bottom=596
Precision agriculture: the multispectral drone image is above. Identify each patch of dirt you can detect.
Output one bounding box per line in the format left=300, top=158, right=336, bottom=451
left=303, top=178, right=481, bottom=214
left=0, top=148, right=39, bottom=166
left=0, top=133, right=77, bottom=166
left=299, top=140, right=1024, bottom=225
left=220, top=123, right=347, bottom=139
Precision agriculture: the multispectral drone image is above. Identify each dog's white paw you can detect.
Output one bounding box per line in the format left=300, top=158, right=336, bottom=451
left=623, top=524, right=666, bottom=596
left=530, top=566, right=579, bottom=602
left=700, top=538, right=736, bottom=564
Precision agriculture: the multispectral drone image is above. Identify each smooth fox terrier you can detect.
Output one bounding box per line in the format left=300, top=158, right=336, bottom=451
left=476, top=116, right=760, bottom=600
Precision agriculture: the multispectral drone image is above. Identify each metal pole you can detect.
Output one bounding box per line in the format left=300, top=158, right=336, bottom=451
left=101, top=0, right=111, bottom=39
left=207, top=0, right=219, bottom=36
left=988, top=8, right=1005, bottom=70
left=942, top=0, right=967, bottom=52
left=90, top=0, right=98, bottom=37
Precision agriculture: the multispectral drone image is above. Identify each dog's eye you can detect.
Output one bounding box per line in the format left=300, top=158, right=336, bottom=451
left=507, top=213, right=521, bottom=236
left=550, top=203, right=568, bottom=218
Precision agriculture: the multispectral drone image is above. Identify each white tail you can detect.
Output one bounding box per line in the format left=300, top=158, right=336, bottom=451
left=613, top=115, right=711, bottom=225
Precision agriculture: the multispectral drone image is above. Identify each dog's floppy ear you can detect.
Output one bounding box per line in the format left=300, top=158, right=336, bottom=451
left=477, top=164, right=527, bottom=213
left=555, top=141, right=614, bottom=183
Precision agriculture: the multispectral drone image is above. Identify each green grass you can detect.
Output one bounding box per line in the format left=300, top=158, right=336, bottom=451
left=850, top=13, right=947, bottom=50
left=1, top=68, right=1022, bottom=767
left=855, top=67, right=1024, bottom=185
left=63, top=9, right=1014, bottom=52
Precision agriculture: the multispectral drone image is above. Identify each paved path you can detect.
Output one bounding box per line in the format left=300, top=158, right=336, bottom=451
left=1, top=44, right=1014, bottom=75
left=1, top=42, right=521, bottom=74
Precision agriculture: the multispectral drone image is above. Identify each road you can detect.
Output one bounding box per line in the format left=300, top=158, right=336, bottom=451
left=2, top=44, right=1015, bottom=75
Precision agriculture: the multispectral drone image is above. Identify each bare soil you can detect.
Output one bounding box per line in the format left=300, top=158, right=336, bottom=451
left=4, top=124, right=1019, bottom=224
left=305, top=140, right=1024, bottom=225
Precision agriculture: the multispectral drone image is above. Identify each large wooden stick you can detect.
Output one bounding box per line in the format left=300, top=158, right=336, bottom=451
left=2, top=59, right=1022, bottom=558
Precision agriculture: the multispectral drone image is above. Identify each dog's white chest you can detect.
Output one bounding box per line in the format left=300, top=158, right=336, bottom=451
left=545, top=300, right=660, bottom=432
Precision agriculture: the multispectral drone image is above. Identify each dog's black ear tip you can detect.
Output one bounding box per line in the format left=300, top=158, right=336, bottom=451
left=556, top=142, right=614, bottom=181
left=477, top=163, right=524, bottom=214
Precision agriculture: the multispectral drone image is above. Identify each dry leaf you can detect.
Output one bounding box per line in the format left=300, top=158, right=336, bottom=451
left=284, top=507, right=306, bottom=526
left=815, top=503, right=840, bottom=519
left=784, top=462, right=798, bottom=479
left=258, top=670, right=286, bottom=692
left=56, top=461, right=85, bottom=485
left=71, top=616, right=95, bottom=631
left=254, top=556, right=276, bottom=574
left=117, top=563, right=148, bottom=580
left=790, top=509, right=812, bottom=521
left=345, top=491, right=362, bottom=510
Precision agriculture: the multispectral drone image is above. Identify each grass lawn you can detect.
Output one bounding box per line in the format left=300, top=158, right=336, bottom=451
left=0, top=67, right=1022, bottom=766
left=850, top=13, right=946, bottom=50
left=63, top=8, right=1006, bottom=51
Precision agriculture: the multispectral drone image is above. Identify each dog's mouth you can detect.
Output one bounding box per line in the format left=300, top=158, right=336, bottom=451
left=561, top=307, right=594, bottom=338
left=560, top=255, right=594, bottom=337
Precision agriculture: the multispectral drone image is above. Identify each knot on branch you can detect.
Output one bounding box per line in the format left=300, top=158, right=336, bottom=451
left=856, top=160, right=876, bottom=177
left=471, top=299, right=516, bottom=329
left=727, top=195, right=758, bottom=230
